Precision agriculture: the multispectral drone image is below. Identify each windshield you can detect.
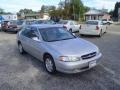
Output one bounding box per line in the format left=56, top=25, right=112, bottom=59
left=86, top=21, right=98, bottom=25
left=10, top=20, right=17, bottom=25
left=39, top=27, right=75, bottom=42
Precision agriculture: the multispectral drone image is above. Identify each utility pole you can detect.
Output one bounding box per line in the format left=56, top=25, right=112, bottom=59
left=73, top=0, right=75, bottom=20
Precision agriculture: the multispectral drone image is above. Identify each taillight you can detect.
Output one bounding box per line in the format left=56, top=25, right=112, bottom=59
left=63, top=25, right=67, bottom=29
left=79, top=25, right=82, bottom=29
left=96, top=26, right=99, bottom=30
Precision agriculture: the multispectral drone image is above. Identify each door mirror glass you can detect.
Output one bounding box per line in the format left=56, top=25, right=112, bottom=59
left=32, top=37, right=41, bottom=42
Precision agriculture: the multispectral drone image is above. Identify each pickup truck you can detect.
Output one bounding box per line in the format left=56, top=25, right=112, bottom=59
left=102, top=19, right=113, bottom=25
left=79, top=20, right=107, bottom=37
left=57, top=20, right=80, bottom=32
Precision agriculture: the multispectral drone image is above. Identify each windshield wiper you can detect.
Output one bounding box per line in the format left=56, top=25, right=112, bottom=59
left=61, top=37, right=75, bottom=40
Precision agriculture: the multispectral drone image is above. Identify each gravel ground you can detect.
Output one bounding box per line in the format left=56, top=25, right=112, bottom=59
left=0, top=25, right=120, bottom=90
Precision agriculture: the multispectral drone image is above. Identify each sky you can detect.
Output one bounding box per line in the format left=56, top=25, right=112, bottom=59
left=0, top=0, right=119, bottom=13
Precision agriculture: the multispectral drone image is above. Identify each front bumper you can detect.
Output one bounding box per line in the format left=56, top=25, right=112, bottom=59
left=56, top=53, right=102, bottom=74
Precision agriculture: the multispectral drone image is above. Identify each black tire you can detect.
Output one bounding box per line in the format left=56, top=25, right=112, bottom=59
left=4, top=29, right=7, bottom=32
left=18, top=42, right=25, bottom=54
left=44, top=55, right=56, bottom=74
left=80, top=34, right=84, bottom=36
left=69, top=29, right=72, bottom=33
left=98, top=30, right=102, bottom=37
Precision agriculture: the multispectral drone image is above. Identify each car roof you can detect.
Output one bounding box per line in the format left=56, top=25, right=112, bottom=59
left=29, top=24, right=63, bottom=29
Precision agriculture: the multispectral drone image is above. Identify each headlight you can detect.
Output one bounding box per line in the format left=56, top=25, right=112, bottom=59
left=96, top=48, right=100, bottom=55
left=59, top=56, right=80, bottom=62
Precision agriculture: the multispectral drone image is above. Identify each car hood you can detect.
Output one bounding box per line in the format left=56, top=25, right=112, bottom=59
left=46, top=38, right=99, bottom=56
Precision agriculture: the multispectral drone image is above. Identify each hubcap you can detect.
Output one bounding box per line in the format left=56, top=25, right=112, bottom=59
left=18, top=44, right=23, bottom=53
left=45, top=58, right=53, bottom=72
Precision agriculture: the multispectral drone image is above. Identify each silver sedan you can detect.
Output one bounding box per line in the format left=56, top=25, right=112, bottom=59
left=17, top=24, right=102, bottom=74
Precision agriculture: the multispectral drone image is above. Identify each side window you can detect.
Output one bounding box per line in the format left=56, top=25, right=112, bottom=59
left=22, top=27, right=39, bottom=39
left=21, top=27, right=30, bottom=36
left=70, top=22, right=73, bottom=25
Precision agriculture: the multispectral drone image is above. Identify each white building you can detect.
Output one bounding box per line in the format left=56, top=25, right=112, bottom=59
left=1, top=14, right=17, bottom=21
left=84, top=9, right=111, bottom=21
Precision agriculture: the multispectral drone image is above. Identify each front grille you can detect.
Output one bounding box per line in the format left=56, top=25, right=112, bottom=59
left=81, top=52, right=96, bottom=60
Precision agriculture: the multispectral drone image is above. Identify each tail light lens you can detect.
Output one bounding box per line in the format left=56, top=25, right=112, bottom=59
left=63, top=25, right=67, bottom=29
left=96, top=26, right=99, bottom=30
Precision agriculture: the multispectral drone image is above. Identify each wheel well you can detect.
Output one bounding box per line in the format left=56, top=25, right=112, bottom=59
left=43, top=53, right=52, bottom=61
left=17, top=41, right=21, bottom=44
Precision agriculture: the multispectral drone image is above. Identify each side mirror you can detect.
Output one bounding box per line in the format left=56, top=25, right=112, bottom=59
left=32, top=37, right=41, bottom=42
left=72, top=33, right=76, bottom=36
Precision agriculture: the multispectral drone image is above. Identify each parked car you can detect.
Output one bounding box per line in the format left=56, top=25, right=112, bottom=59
left=0, top=21, right=1, bottom=29
left=1, top=20, right=10, bottom=32
left=1, top=19, right=35, bottom=32
left=17, top=24, right=102, bottom=74
left=57, top=20, right=80, bottom=32
left=79, top=20, right=107, bottom=37
left=1, top=20, right=23, bottom=32
left=102, top=19, right=113, bottom=25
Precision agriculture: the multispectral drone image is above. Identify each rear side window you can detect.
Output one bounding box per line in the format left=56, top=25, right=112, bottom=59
left=86, top=21, right=98, bottom=25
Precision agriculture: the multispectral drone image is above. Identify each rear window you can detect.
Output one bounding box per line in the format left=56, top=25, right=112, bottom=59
left=102, top=19, right=107, bottom=21
left=10, top=21, right=17, bottom=24
left=86, top=21, right=98, bottom=25
left=58, top=21, right=68, bottom=24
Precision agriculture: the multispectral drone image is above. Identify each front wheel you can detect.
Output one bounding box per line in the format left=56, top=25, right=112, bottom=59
left=44, top=55, right=56, bottom=74
left=18, top=43, right=25, bottom=54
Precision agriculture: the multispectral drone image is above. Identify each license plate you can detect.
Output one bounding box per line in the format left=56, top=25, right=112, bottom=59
left=89, top=60, right=96, bottom=68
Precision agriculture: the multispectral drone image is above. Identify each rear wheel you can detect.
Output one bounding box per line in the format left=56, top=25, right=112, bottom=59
left=98, top=30, right=102, bottom=37
left=18, top=42, right=25, bottom=54
left=69, top=29, right=72, bottom=32
left=44, top=55, right=56, bottom=74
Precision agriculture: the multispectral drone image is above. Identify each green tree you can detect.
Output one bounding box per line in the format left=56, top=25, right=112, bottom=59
left=113, top=2, right=120, bottom=20
left=0, top=8, right=4, bottom=14
left=109, top=10, right=113, bottom=17
left=19, top=9, right=36, bottom=14
left=64, top=0, right=85, bottom=20
left=48, top=0, right=87, bottom=21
